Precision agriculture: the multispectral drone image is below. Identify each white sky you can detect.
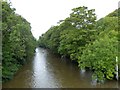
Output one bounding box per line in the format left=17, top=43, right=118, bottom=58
left=10, top=0, right=119, bottom=40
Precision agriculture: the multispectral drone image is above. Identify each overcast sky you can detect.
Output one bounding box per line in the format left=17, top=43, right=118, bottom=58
left=10, top=0, right=119, bottom=39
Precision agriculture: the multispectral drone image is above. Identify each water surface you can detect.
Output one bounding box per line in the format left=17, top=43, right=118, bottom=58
left=3, top=48, right=120, bottom=88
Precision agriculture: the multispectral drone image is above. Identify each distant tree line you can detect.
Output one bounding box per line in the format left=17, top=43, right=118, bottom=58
left=38, top=6, right=119, bottom=82
left=2, top=1, right=37, bottom=83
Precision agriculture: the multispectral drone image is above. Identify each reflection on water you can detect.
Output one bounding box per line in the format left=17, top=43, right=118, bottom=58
left=31, top=48, right=60, bottom=88
left=3, top=48, right=120, bottom=88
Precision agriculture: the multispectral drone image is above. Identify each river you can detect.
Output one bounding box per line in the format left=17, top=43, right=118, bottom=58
left=3, top=48, right=120, bottom=88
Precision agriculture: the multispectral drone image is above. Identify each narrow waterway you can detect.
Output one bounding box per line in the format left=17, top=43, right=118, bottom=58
left=3, top=48, right=120, bottom=88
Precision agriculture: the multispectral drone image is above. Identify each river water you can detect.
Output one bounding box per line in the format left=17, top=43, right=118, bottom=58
left=3, top=48, right=120, bottom=88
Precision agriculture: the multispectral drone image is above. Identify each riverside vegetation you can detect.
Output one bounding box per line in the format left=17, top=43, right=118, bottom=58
left=2, top=1, right=36, bottom=83
left=38, top=6, right=120, bottom=82
left=2, top=0, right=119, bottom=83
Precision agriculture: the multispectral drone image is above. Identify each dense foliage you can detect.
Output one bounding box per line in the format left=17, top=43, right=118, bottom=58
left=38, top=6, right=119, bottom=82
left=2, top=1, right=36, bottom=82
left=79, top=29, right=118, bottom=81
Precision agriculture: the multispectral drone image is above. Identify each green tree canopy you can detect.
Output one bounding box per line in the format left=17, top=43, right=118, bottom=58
left=2, top=1, right=36, bottom=82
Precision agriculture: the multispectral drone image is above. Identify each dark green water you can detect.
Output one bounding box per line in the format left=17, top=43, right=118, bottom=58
left=3, top=48, right=120, bottom=88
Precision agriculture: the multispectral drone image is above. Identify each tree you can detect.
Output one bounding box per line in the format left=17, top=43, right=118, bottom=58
left=2, top=1, right=36, bottom=82
left=78, top=9, right=119, bottom=81
left=78, top=29, right=118, bottom=81
left=58, top=6, right=97, bottom=61
left=66, top=6, right=96, bottom=30
left=38, top=6, right=119, bottom=81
